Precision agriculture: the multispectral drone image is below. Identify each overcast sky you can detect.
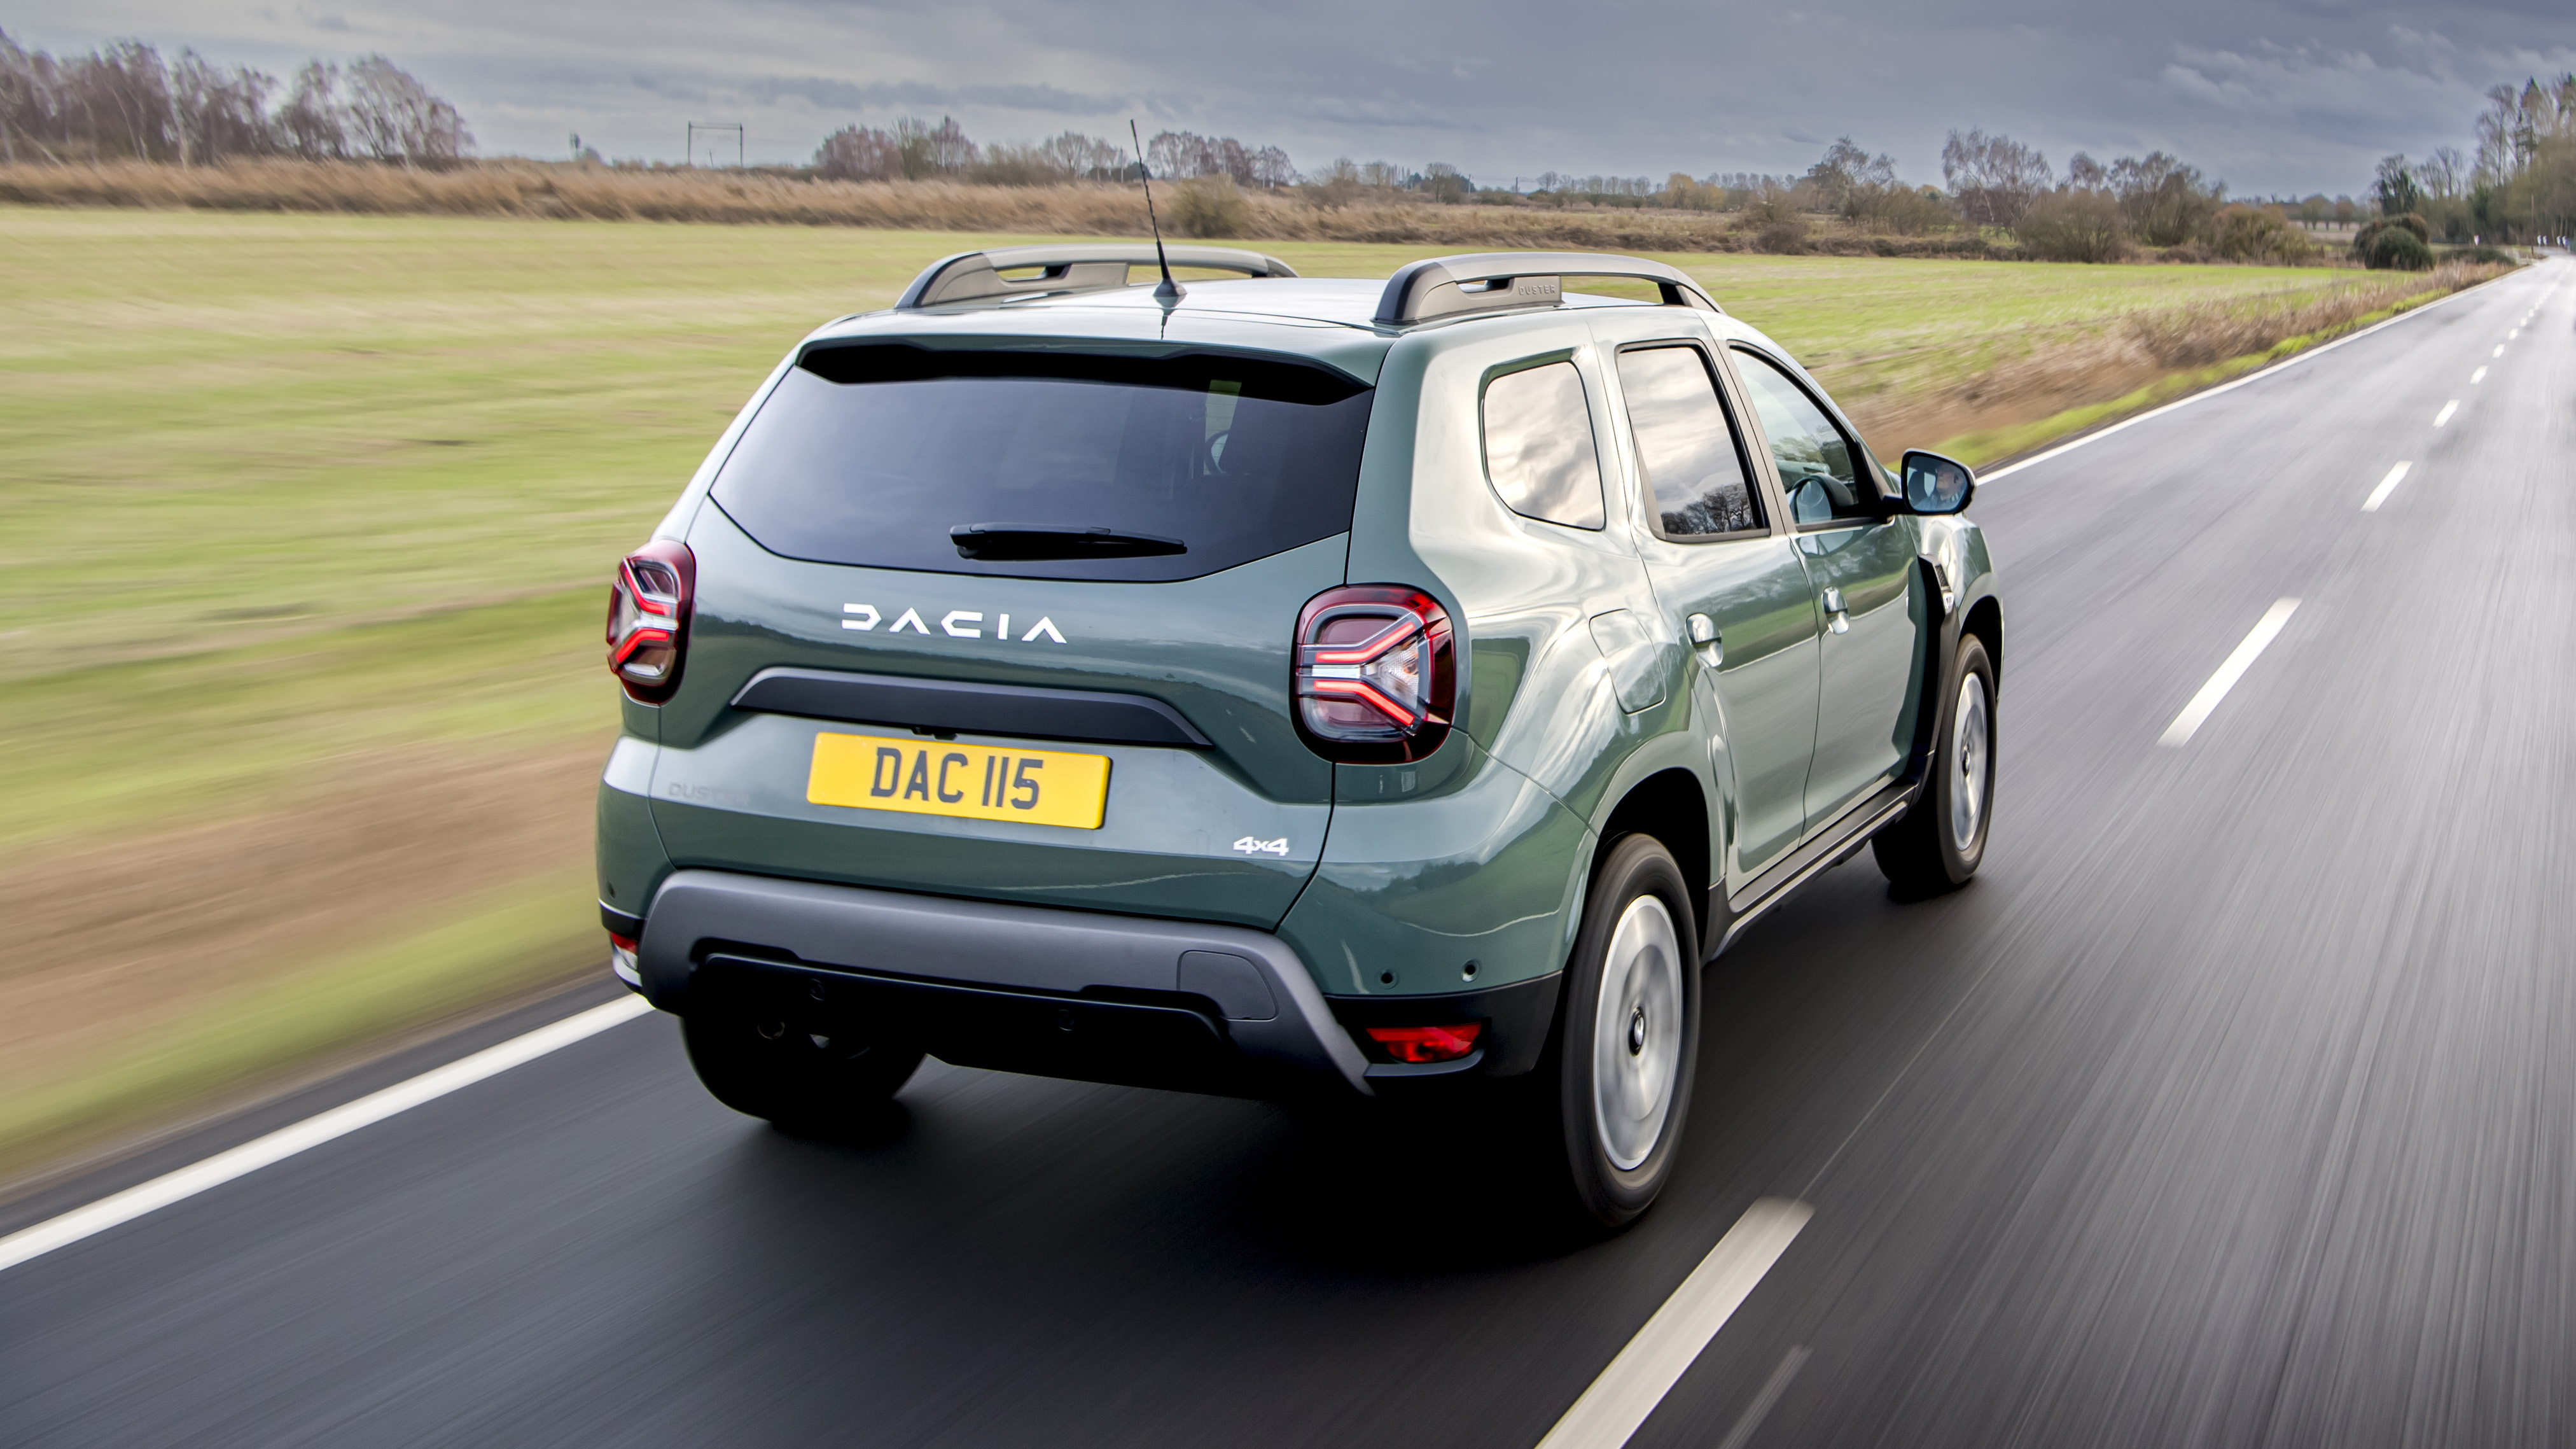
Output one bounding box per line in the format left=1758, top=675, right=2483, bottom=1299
left=19, top=1, right=2576, bottom=197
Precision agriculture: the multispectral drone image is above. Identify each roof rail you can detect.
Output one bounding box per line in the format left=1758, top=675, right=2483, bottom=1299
left=895, top=244, right=1299, bottom=309
left=1374, top=251, right=1720, bottom=327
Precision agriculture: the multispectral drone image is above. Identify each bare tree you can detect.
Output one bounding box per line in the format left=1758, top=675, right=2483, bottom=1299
left=275, top=61, right=346, bottom=159
left=1942, top=128, right=2052, bottom=228
left=343, top=55, right=471, bottom=168
left=815, top=125, right=902, bottom=181
left=169, top=49, right=274, bottom=165
left=2102, top=152, right=2225, bottom=245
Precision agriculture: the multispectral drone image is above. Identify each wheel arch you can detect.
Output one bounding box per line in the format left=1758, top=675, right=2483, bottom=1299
left=1594, top=767, right=1713, bottom=950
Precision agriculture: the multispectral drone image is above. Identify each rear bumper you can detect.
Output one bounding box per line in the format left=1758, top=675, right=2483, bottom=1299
left=636, top=869, right=1379, bottom=1096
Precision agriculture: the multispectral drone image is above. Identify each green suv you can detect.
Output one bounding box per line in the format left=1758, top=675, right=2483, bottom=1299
left=597, top=245, right=2001, bottom=1224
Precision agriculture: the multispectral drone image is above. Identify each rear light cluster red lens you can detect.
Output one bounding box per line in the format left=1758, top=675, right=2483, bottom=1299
left=606, top=540, right=695, bottom=703
left=1293, top=585, right=1456, bottom=762
left=1365, top=1023, right=1484, bottom=1064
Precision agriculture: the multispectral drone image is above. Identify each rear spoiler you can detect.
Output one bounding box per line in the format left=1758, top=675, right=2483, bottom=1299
left=1374, top=251, right=1721, bottom=326
left=895, top=244, right=1299, bottom=309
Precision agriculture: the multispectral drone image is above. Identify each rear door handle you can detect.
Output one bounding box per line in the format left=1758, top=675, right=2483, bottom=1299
left=1821, top=587, right=1849, bottom=634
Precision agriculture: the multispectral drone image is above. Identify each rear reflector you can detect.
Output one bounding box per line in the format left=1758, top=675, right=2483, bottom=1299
left=1364, top=1022, right=1483, bottom=1064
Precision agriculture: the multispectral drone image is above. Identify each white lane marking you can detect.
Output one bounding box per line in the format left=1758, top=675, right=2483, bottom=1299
left=2509, top=328, right=2519, bottom=339
left=2433, top=400, right=2460, bottom=428
left=1713, top=1346, right=1811, bottom=1449
left=2362, top=461, right=2412, bottom=512
left=2159, top=599, right=2302, bottom=748
left=2494, top=344, right=2506, bottom=357
left=0, top=995, right=654, bottom=1276
left=1535, top=1198, right=1813, bottom=1449
left=1981, top=277, right=2493, bottom=482
left=2471, top=367, right=2489, bottom=384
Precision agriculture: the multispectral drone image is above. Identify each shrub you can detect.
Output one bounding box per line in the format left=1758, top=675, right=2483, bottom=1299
left=2211, top=205, right=2316, bottom=264
left=1753, top=218, right=1808, bottom=253
left=1169, top=175, right=1248, bottom=237
left=2017, top=190, right=2126, bottom=262
left=2364, top=227, right=2433, bottom=270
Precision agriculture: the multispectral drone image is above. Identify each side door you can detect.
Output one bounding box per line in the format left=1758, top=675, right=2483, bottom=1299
left=1729, top=346, right=1925, bottom=832
left=1612, top=340, right=1821, bottom=883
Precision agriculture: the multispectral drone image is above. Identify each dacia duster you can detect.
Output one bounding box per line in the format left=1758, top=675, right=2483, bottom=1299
left=598, top=246, right=2002, bottom=1224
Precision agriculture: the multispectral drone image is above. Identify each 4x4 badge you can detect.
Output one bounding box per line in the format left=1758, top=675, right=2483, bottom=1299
left=1232, top=836, right=1290, bottom=857
left=843, top=604, right=1066, bottom=643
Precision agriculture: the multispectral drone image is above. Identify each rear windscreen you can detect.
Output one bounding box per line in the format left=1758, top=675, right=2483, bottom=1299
left=709, top=345, right=1375, bottom=582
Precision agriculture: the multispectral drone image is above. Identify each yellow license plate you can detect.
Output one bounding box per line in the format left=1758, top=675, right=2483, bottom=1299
left=807, top=732, right=1111, bottom=830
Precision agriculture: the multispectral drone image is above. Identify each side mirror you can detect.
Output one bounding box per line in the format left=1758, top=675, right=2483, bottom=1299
left=1901, top=450, right=1975, bottom=515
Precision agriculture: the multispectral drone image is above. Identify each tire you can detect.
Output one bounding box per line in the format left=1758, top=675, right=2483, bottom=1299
left=1874, top=634, right=1996, bottom=893
left=1533, top=834, right=1702, bottom=1229
left=682, top=1009, right=923, bottom=1133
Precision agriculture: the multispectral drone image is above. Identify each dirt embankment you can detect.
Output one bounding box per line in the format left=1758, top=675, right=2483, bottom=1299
left=0, top=740, right=604, bottom=1148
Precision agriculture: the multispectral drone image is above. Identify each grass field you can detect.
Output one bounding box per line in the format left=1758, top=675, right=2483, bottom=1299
left=0, top=206, right=2474, bottom=1176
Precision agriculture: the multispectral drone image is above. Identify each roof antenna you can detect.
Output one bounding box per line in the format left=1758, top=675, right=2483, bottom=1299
left=1129, top=120, right=1183, bottom=305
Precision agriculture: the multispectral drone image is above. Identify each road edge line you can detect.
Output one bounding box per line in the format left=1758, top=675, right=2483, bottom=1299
left=0, top=994, right=653, bottom=1276
left=1533, top=1197, right=1813, bottom=1449
left=1982, top=272, right=2506, bottom=482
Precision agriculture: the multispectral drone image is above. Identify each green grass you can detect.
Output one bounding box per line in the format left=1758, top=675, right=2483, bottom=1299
left=0, top=207, right=2378, bottom=692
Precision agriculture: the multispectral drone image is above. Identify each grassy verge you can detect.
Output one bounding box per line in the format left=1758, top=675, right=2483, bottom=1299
left=1930, top=275, right=2477, bottom=465
left=0, top=205, right=2484, bottom=1180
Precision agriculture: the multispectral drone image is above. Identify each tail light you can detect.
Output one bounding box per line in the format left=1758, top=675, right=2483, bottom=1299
left=1293, top=585, right=1456, bottom=762
left=606, top=540, right=694, bottom=703
left=1365, top=1023, right=1484, bottom=1064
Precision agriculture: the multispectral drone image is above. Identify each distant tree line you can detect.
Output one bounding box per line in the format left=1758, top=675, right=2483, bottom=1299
left=0, top=29, right=470, bottom=168
left=2366, top=75, right=2574, bottom=247
left=813, top=117, right=1293, bottom=189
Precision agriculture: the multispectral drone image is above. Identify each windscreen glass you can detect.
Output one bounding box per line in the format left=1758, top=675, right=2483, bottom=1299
left=710, top=346, right=1375, bottom=582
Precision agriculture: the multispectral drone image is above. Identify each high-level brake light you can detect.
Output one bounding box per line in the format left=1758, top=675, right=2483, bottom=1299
left=606, top=540, right=695, bottom=703
left=1293, top=585, right=1456, bottom=762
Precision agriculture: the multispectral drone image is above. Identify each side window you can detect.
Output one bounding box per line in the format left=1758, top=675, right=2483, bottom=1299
left=1481, top=360, right=1606, bottom=531
left=1732, top=349, right=1874, bottom=526
left=1615, top=346, right=1764, bottom=539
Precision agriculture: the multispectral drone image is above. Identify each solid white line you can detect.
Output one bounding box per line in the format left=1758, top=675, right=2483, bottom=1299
left=2159, top=599, right=2302, bottom=748
left=2433, top=400, right=2460, bottom=428
left=2361, top=461, right=2412, bottom=512
left=1981, top=278, right=2492, bottom=482
left=0, top=995, right=654, bottom=1276
left=2471, top=367, right=2489, bottom=384
left=1533, top=1198, right=1813, bottom=1449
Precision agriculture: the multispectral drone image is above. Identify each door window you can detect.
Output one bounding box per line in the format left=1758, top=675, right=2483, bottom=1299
left=1616, top=346, right=1764, bottom=539
left=1481, top=360, right=1606, bottom=530
left=1732, top=350, right=1874, bottom=527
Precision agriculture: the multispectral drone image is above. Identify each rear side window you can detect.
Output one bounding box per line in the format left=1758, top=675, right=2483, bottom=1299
left=1616, top=346, right=1764, bottom=538
left=711, top=346, right=1375, bottom=582
left=1481, top=361, right=1605, bottom=530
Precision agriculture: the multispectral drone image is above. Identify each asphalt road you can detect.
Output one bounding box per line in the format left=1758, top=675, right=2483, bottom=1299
left=6, top=257, right=2572, bottom=1449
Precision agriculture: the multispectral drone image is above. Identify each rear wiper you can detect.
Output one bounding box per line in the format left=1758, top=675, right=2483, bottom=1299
left=950, top=524, right=1187, bottom=561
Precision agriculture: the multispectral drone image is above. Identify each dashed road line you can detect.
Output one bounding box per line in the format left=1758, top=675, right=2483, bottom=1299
left=2362, top=461, right=2412, bottom=512
left=2472, top=366, right=2489, bottom=384
left=1535, top=1199, right=1813, bottom=1449
left=2160, top=599, right=2301, bottom=748
left=2433, top=400, right=2460, bottom=428
left=0, top=995, right=655, bottom=1277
